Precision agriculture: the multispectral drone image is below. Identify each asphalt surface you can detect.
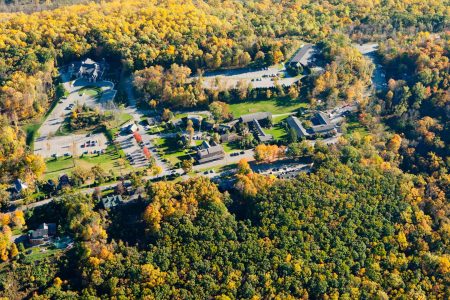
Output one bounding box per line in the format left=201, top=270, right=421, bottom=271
left=353, top=43, right=387, bottom=91
left=196, top=64, right=302, bottom=90
left=34, top=72, right=116, bottom=158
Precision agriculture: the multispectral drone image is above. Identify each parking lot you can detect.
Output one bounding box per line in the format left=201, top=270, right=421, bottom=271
left=34, top=133, right=108, bottom=159
left=33, top=68, right=116, bottom=159
left=252, top=161, right=312, bottom=178
left=197, top=65, right=302, bottom=90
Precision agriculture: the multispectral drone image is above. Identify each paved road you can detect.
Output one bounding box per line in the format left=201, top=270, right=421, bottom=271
left=192, top=149, right=255, bottom=171
left=117, top=75, right=171, bottom=173
left=34, top=73, right=116, bottom=158
left=354, top=43, right=387, bottom=91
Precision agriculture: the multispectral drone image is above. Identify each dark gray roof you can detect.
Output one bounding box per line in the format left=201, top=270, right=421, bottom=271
left=316, top=111, right=331, bottom=125
left=311, top=124, right=336, bottom=134
left=201, top=140, right=211, bottom=149
left=29, top=223, right=56, bottom=239
left=102, top=195, right=123, bottom=209
left=290, top=44, right=315, bottom=66
left=253, top=119, right=273, bottom=142
left=286, top=116, right=309, bottom=138
left=197, top=145, right=225, bottom=163
left=13, top=179, right=28, bottom=193
left=239, top=112, right=272, bottom=123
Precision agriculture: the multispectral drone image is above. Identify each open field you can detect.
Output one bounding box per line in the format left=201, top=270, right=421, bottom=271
left=44, top=145, right=132, bottom=181
left=230, top=98, right=308, bottom=117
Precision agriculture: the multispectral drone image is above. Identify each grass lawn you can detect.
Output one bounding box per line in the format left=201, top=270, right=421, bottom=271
left=23, top=247, right=63, bottom=264
left=24, top=121, right=43, bottom=148
left=148, top=125, right=165, bottom=134
left=79, top=86, right=102, bottom=98
left=265, top=114, right=289, bottom=141
left=222, top=141, right=242, bottom=153
left=345, top=114, right=368, bottom=137
left=230, top=98, right=308, bottom=117
left=44, top=145, right=132, bottom=181
left=153, top=137, right=194, bottom=166
left=106, top=112, right=133, bottom=128
left=56, top=111, right=132, bottom=137
left=265, top=124, right=287, bottom=141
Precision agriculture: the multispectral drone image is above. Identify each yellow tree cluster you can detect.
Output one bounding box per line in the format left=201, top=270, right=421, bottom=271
left=0, top=211, right=24, bottom=261
left=254, top=144, right=285, bottom=163
left=143, top=177, right=223, bottom=233
left=235, top=158, right=277, bottom=198
left=0, top=116, right=46, bottom=185
left=134, top=63, right=206, bottom=107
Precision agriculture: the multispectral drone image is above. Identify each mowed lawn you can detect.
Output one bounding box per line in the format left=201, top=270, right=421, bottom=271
left=153, top=137, right=194, bottom=166
left=44, top=145, right=132, bottom=181
left=265, top=114, right=290, bottom=141
left=230, top=98, right=308, bottom=117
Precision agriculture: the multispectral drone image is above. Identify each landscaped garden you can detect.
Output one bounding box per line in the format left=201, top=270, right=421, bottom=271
left=78, top=86, right=102, bottom=98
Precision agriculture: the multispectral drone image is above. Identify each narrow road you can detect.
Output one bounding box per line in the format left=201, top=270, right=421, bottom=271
left=353, top=43, right=387, bottom=92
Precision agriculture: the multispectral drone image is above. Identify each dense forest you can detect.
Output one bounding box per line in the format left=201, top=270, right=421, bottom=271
left=1, top=0, right=449, bottom=120
left=1, top=146, right=449, bottom=298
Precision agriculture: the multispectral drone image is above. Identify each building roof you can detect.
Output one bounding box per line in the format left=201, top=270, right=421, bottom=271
left=286, top=116, right=309, bottom=138
left=197, top=145, right=225, bottom=164
left=253, top=119, right=273, bottom=142
left=290, top=44, right=315, bottom=66
left=316, top=111, right=331, bottom=125
left=13, top=179, right=28, bottom=193
left=311, top=124, right=336, bottom=134
left=239, top=112, right=272, bottom=123
left=201, top=140, right=211, bottom=149
left=220, top=133, right=240, bottom=142
left=29, top=223, right=56, bottom=239
left=102, top=195, right=123, bottom=209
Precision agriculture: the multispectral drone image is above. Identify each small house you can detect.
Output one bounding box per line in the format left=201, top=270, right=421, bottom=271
left=101, top=195, right=124, bottom=209
left=13, top=179, right=28, bottom=194
left=28, top=223, right=57, bottom=246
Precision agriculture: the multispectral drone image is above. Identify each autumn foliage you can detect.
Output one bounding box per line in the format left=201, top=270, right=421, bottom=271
left=133, top=131, right=143, bottom=144
left=254, top=144, right=285, bottom=163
